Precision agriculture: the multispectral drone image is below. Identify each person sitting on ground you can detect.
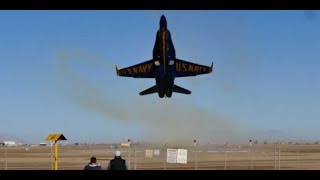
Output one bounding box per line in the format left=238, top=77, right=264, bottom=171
left=107, top=150, right=128, bottom=170
left=84, top=156, right=102, bottom=170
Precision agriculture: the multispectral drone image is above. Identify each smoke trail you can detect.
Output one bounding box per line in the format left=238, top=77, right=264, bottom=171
left=54, top=48, right=246, bottom=145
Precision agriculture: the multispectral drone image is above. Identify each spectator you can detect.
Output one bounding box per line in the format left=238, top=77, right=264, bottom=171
left=84, top=156, right=102, bottom=170
left=107, top=151, right=128, bottom=170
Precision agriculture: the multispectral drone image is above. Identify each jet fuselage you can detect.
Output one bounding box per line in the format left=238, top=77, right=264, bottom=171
left=153, top=16, right=176, bottom=97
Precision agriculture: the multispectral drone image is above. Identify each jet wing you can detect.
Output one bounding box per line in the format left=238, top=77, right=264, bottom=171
left=116, top=59, right=155, bottom=78
left=174, top=58, right=213, bottom=77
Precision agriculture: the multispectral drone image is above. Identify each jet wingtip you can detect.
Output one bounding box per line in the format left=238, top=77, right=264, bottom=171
left=115, top=65, right=120, bottom=76
left=209, top=62, right=214, bottom=73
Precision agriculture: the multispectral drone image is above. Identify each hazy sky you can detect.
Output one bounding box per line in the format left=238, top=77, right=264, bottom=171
left=1, top=10, right=319, bottom=145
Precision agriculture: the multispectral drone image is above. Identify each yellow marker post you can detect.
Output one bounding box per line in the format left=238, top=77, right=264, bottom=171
left=45, top=134, right=67, bottom=170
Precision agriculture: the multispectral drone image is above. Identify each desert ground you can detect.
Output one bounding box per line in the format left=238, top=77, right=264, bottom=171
left=1, top=144, right=320, bottom=170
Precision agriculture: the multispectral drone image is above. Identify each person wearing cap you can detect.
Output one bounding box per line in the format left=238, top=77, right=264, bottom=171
left=84, top=156, right=102, bottom=170
left=107, top=151, right=128, bottom=170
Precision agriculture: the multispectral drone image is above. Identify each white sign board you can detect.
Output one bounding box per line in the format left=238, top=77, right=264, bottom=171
left=145, top=149, right=153, bottom=158
left=154, top=149, right=160, bottom=156
left=177, top=149, right=188, bottom=164
left=166, top=149, right=177, bottom=163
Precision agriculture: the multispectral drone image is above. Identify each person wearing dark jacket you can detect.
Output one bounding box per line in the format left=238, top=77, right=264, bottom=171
left=107, top=151, right=128, bottom=170
left=84, top=156, right=102, bottom=170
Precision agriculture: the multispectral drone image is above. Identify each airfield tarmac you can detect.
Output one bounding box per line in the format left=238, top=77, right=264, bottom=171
left=1, top=144, right=320, bottom=170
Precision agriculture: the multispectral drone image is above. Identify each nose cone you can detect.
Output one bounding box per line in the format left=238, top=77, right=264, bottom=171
left=160, top=15, right=167, bottom=29
left=160, top=15, right=167, bottom=24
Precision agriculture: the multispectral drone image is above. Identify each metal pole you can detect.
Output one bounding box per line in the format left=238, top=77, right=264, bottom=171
left=274, top=145, right=277, bottom=170
left=164, top=149, right=166, bottom=170
left=278, top=143, right=281, bottom=170
left=195, top=144, right=198, bottom=170
left=224, top=148, right=226, bottom=170
left=297, top=144, right=300, bottom=169
left=134, top=146, right=136, bottom=170
left=5, top=145, right=8, bottom=170
left=128, top=145, right=131, bottom=170
left=51, top=143, right=53, bottom=170
left=250, top=146, right=253, bottom=170
left=54, top=141, right=58, bottom=170
left=164, top=143, right=167, bottom=170
left=127, top=139, right=131, bottom=170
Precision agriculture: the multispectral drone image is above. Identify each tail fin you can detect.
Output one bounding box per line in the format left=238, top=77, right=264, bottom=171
left=139, top=85, right=158, bottom=96
left=173, top=84, right=191, bottom=95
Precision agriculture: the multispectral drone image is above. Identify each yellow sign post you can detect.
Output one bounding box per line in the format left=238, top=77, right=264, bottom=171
left=45, top=134, right=67, bottom=170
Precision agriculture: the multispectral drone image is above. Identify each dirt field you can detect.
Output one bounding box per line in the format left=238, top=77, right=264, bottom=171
left=1, top=144, right=320, bottom=170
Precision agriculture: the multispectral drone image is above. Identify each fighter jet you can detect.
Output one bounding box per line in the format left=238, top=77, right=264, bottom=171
left=116, top=15, right=213, bottom=98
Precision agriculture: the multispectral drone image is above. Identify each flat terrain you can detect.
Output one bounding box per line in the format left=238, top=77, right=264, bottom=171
left=1, top=144, right=320, bottom=170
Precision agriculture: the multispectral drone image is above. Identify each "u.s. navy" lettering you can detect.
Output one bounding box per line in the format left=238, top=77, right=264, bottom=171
left=175, top=62, right=207, bottom=73
left=120, top=63, right=153, bottom=75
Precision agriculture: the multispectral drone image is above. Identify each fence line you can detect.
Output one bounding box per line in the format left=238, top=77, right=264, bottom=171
left=1, top=144, right=320, bottom=170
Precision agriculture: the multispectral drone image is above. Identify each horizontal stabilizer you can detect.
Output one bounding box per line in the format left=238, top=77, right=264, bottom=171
left=173, top=84, right=191, bottom=95
left=139, top=85, right=158, bottom=96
